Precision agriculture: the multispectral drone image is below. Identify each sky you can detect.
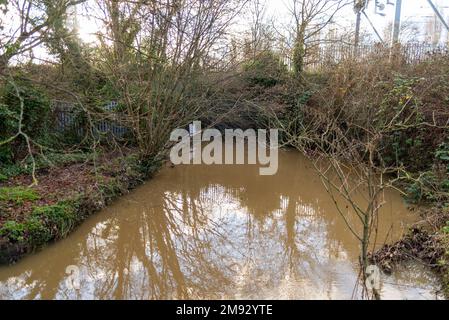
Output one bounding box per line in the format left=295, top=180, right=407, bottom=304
left=3, top=0, right=449, bottom=64
left=260, top=0, right=449, bottom=43
left=73, top=1, right=449, bottom=45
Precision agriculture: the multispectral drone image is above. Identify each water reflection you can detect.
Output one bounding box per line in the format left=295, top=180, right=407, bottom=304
left=0, top=150, right=440, bottom=300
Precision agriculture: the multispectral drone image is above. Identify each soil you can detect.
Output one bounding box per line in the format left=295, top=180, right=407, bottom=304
left=0, top=151, right=134, bottom=227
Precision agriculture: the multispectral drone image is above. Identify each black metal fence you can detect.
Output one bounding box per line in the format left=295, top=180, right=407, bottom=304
left=281, top=42, right=449, bottom=71
left=52, top=101, right=129, bottom=139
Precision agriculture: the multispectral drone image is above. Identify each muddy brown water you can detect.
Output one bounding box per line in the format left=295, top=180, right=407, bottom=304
left=0, top=148, right=443, bottom=300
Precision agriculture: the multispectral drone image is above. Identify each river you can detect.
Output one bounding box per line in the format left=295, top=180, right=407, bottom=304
left=0, top=148, right=442, bottom=300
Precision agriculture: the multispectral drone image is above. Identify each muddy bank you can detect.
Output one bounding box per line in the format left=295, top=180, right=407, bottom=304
left=0, top=152, right=160, bottom=264
left=371, top=207, right=449, bottom=297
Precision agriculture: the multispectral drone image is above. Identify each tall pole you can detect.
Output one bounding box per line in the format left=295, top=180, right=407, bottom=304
left=363, top=11, right=384, bottom=43
left=392, top=0, right=402, bottom=44
left=354, top=0, right=368, bottom=53
left=355, top=11, right=362, bottom=47
left=427, top=0, right=449, bottom=32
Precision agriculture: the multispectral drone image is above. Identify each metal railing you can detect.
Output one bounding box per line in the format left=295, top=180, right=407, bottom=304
left=52, top=101, right=129, bottom=139
left=281, top=42, right=449, bottom=71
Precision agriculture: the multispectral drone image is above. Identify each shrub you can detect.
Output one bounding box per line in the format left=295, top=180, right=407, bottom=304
left=0, top=77, right=52, bottom=160
left=243, top=51, right=288, bottom=87
left=0, top=218, right=51, bottom=246
left=0, top=221, right=26, bottom=243
left=0, top=202, right=78, bottom=246
left=25, top=217, right=51, bottom=245
left=31, top=203, right=76, bottom=238
left=436, top=142, right=449, bottom=166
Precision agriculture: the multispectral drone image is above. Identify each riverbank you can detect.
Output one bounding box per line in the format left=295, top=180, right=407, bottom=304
left=0, top=150, right=160, bottom=264
left=272, top=55, right=449, bottom=298
left=371, top=205, right=449, bottom=297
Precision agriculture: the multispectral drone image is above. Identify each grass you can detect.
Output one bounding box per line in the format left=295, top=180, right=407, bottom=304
left=0, top=221, right=26, bottom=242
left=0, top=202, right=77, bottom=246
left=31, top=203, right=77, bottom=239
left=0, top=152, right=93, bottom=181
left=0, top=187, right=40, bottom=204
left=0, top=152, right=157, bottom=263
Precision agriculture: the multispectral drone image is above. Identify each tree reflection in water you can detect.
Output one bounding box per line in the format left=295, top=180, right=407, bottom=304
left=1, top=150, right=432, bottom=300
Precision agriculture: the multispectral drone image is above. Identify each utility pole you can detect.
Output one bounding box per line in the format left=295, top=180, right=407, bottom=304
left=392, top=0, right=402, bottom=44
left=354, top=0, right=368, bottom=49
left=427, top=0, right=449, bottom=32
left=355, top=11, right=362, bottom=47
left=363, top=10, right=384, bottom=43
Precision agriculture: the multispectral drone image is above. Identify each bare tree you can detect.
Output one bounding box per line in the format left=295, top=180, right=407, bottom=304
left=92, top=0, right=247, bottom=158
left=0, top=0, right=85, bottom=71
left=246, top=0, right=272, bottom=59
left=288, top=0, right=350, bottom=74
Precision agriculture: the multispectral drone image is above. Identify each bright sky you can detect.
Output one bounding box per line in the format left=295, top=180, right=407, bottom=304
left=261, top=0, right=449, bottom=43
left=5, top=0, right=448, bottom=64
left=74, top=0, right=449, bottom=45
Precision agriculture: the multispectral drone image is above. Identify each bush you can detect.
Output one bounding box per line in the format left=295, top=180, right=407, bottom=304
left=0, top=221, right=26, bottom=242
left=0, top=77, right=52, bottom=160
left=31, top=203, right=76, bottom=239
left=243, top=51, right=288, bottom=87
left=405, top=172, right=439, bottom=203
left=436, top=142, right=449, bottom=166
left=0, top=202, right=78, bottom=246
left=24, top=217, right=50, bottom=245
left=404, top=142, right=449, bottom=204
left=0, top=218, right=50, bottom=246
